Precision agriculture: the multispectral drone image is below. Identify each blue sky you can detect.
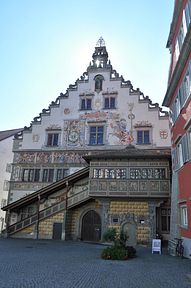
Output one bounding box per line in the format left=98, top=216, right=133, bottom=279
left=0, top=0, right=174, bottom=131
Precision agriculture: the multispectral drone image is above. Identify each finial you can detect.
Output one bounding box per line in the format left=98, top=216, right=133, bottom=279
left=96, top=36, right=105, bottom=47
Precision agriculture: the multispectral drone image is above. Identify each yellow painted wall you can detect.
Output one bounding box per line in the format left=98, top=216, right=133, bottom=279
left=109, top=201, right=150, bottom=244
left=39, top=212, right=64, bottom=238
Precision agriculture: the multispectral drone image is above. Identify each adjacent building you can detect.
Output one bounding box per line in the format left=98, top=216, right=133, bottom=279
left=0, top=128, right=23, bottom=232
left=163, top=0, right=191, bottom=258
left=3, top=38, right=171, bottom=244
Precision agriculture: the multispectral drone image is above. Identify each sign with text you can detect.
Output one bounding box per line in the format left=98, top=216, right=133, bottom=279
left=152, top=239, right=161, bottom=254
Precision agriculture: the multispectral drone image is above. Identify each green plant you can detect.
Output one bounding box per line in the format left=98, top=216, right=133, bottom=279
left=101, top=228, right=136, bottom=260
left=101, top=246, right=128, bottom=260
left=103, top=227, right=117, bottom=243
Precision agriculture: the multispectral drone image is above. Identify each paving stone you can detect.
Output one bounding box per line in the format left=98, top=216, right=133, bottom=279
left=0, top=239, right=190, bottom=288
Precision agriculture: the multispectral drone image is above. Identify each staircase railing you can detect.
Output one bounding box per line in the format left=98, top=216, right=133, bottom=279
left=7, top=187, right=91, bottom=235
left=7, top=200, right=66, bottom=235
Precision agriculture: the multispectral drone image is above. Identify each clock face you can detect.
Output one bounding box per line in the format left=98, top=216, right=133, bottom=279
left=68, top=131, right=79, bottom=142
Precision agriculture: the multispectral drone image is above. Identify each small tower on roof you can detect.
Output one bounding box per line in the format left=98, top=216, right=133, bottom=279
left=92, top=37, right=109, bottom=68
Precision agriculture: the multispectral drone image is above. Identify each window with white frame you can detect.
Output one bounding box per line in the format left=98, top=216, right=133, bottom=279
left=56, top=169, right=69, bottom=181
left=184, top=0, right=191, bottom=29
left=177, top=23, right=184, bottom=51
left=182, top=134, right=189, bottom=163
left=183, top=70, right=190, bottom=103
left=80, top=98, right=92, bottom=110
left=170, top=61, right=191, bottom=124
left=180, top=205, right=188, bottom=227
left=46, top=132, right=60, bottom=146
left=42, top=169, right=54, bottom=182
left=175, top=39, right=180, bottom=60
left=22, top=169, right=40, bottom=182
left=89, top=125, right=104, bottom=145
left=136, top=130, right=150, bottom=145
left=175, top=135, right=189, bottom=168
left=175, top=96, right=180, bottom=116
left=104, top=97, right=116, bottom=109
left=183, top=8, right=188, bottom=36
left=93, top=168, right=126, bottom=179
left=177, top=142, right=183, bottom=168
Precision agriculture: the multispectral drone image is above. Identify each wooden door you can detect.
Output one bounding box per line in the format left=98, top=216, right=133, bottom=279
left=81, top=210, right=101, bottom=242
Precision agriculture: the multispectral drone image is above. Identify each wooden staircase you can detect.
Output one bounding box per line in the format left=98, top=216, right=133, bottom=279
left=7, top=188, right=91, bottom=236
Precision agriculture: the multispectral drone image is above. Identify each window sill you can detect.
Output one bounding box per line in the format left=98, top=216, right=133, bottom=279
left=136, top=143, right=151, bottom=145
left=88, top=144, right=105, bottom=146
left=180, top=225, right=188, bottom=230
left=79, top=109, right=92, bottom=111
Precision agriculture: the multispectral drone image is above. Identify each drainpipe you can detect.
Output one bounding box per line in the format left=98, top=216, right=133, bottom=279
left=62, top=181, right=69, bottom=240
left=6, top=209, right=10, bottom=238
left=36, top=194, right=40, bottom=240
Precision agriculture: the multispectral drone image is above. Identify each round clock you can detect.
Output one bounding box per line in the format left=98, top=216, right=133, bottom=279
left=68, top=131, right=79, bottom=142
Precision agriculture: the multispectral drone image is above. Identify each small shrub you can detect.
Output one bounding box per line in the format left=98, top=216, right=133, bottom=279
left=101, top=246, right=128, bottom=260
left=101, top=228, right=137, bottom=260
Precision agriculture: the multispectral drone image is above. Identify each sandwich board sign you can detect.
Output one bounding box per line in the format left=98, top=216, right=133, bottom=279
left=152, top=239, right=161, bottom=254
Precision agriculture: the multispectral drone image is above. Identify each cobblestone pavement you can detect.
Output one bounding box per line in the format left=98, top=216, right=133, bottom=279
left=0, top=239, right=191, bottom=288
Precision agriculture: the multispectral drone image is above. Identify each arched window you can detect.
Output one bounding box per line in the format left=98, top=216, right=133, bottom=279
left=94, top=75, right=104, bottom=92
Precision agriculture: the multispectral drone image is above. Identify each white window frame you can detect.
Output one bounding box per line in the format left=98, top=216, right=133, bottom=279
left=136, top=129, right=151, bottom=145
left=175, top=39, right=180, bottom=60
left=88, top=124, right=105, bottom=146
left=184, top=1, right=191, bottom=29
left=177, top=142, right=183, bottom=168
left=180, top=205, right=188, bottom=227
left=46, top=131, right=61, bottom=147
left=80, top=97, right=92, bottom=110
left=171, top=61, right=191, bottom=126
left=104, top=96, right=116, bottom=109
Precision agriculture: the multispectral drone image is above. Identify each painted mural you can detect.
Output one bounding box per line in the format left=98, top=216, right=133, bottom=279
left=14, top=152, right=35, bottom=163
left=36, top=152, right=52, bottom=163
left=64, top=120, right=85, bottom=147
left=110, top=118, right=133, bottom=145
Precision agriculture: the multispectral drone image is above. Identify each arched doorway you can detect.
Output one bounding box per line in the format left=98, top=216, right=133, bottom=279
left=81, top=210, right=101, bottom=242
left=122, top=221, right=137, bottom=247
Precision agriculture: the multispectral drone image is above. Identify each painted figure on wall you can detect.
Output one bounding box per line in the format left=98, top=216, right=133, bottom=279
left=110, top=118, right=132, bottom=145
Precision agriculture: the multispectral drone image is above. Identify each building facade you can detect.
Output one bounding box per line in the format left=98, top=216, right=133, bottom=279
left=163, top=0, right=191, bottom=258
left=0, top=129, right=23, bottom=232
left=4, top=38, right=171, bottom=244
left=3, top=147, right=171, bottom=245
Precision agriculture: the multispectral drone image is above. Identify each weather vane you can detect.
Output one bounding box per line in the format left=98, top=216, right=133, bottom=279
left=96, top=36, right=105, bottom=47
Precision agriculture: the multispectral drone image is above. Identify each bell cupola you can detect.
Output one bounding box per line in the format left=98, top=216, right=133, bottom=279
left=92, top=37, right=109, bottom=68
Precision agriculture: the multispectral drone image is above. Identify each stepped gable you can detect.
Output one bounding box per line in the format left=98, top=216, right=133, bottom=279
left=15, top=37, right=168, bottom=139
